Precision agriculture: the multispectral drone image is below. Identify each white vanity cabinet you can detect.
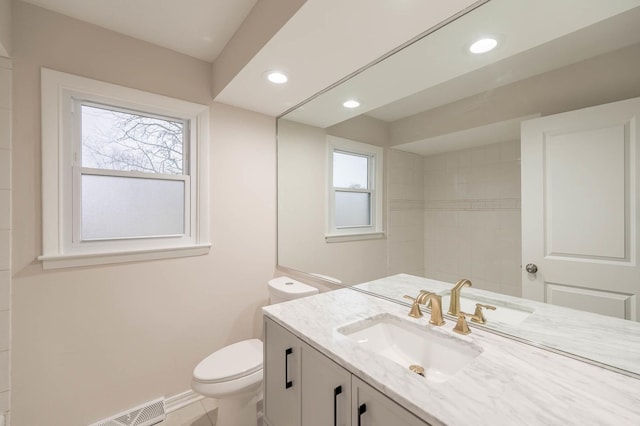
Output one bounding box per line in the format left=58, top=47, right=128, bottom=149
left=264, top=317, right=430, bottom=426
left=264, top=317, right=350, bottom=426
left=352, top=377, right=428, bottom=426
left=301, top=343, right=351, bottom=426
left=264, top=317, right=302, bottom=426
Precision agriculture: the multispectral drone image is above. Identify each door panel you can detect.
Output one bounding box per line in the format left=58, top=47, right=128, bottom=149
left=545, top=283, right=635, bottom=319
left=545, top=125, right=626, bottom=259
left=522, top=97, right=640, bottom=321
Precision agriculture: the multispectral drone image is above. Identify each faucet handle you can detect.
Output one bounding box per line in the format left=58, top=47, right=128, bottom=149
left=403, top=295, right=423, bottom=318
left=453, top=312, right=473, bottom=335
left=471, top=303, right=497, bottom=324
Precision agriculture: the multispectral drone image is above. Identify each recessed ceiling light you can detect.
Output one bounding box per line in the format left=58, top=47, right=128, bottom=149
left=469, top=37, right=498, bottom=54
left=266, top=71, right=288, bottom=84
left=343, top=100, right=360, bottom=108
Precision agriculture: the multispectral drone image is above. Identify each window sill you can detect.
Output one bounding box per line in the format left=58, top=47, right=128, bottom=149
left=38, top=244, right=211, bottom=270
left=325, top=232, right=385, bottom=243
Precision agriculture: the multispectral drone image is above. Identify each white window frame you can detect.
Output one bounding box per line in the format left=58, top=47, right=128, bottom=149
left=39, top=68, right=210, bottom=269
left=326, top=136, right=384, bottom=243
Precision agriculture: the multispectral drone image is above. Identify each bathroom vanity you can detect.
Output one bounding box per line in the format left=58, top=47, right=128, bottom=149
left=262, top=286, right=640, bottom=425
left=264, top=316, right=424, bottom=426
left=357, top=274, right=640, bottom=376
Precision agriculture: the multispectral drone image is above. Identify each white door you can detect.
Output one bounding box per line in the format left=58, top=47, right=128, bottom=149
left=521, top=97, right=640, bottom=321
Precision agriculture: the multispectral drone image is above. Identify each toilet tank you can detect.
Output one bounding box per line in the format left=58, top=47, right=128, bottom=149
left=268, top=276, right=319, bottom=304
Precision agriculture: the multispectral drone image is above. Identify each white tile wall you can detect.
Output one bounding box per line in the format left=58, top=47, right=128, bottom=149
left=0, top=191, right=8, bottom=229
left=0, top=271, right=8, bottom=312
left=0, top=351, right=8, bottom=392
left=0, top=311, right=7, bottom=352
left=0, top=230, right=8, bottom=271
left=423, top=141, right=522, bottom=296
left=0, top=110, right=9, bottom=150
left=0, top=58, right=11, bottom=419
left=0, top=390, right=8, bottom=413
left=0, top=68, right=10, bottom=110
left=387, top=149, right=424, bottom=277
left=0, top=149, right=8, bottom=190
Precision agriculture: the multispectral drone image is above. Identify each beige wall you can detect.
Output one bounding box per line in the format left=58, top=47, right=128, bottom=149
left=11, top=2, right=275, bottom=425
left=277, top=119, right=388, bottom=285
left=0, top=0, right=10, bottom=57
left=0, top=56, right=11, bottom=420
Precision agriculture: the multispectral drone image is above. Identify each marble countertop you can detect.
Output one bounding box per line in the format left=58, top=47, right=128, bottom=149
left=356, top=274, right=640, bottom=376
left=263, top=287, right=640, bottom=426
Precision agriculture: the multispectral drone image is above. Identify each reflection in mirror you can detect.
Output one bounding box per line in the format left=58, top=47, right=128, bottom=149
left=277, top=0, right=640, bottom=375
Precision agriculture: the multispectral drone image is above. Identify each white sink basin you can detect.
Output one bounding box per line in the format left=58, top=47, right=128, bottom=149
left=439, top=294, right=534, bottom=326
left=337, top=314, right=482, bottom=383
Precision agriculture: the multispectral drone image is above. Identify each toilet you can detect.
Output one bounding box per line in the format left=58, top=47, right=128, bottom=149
left=191, top=277, right=318, bottom=426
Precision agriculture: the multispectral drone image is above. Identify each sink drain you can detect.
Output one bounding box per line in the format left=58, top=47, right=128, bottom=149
left=409, top=364, right=425, bottom=377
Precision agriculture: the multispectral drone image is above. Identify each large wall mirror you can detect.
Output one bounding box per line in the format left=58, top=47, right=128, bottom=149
left=277, top=0, right=640, bottom=376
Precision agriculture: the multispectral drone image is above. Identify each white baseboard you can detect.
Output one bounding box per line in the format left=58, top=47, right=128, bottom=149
left=164, top=390, right=207, bottom=414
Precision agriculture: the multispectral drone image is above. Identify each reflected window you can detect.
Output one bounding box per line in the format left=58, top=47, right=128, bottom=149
left=333, top=151, right=369, bottom=190
left=327, top=136, right=384, bottom=239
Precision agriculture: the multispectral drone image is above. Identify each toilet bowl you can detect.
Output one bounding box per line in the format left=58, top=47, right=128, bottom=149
left=191, top=277, right=318, bottom=426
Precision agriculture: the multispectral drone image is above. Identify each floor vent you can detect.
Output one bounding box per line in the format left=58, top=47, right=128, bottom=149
left=89, top=397, right=165, bottom=426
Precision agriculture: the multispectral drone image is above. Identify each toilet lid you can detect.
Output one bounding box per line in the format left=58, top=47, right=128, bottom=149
left=193, top=339, right=263, bottom=383
left=268, top=277, right=318, bottom=300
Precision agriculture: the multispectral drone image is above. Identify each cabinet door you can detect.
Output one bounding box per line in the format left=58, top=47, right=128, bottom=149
left=351, top=377, right=429, bottom=426
left=264, top=318, right=301, bottom=426
left=301, top=344, right=352, bottom=426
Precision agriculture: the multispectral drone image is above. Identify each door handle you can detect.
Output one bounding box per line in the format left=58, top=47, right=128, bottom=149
left=333, top=385, right=342, bottom=426
left=357, top=403, right=367, bottom=426
left=525, top=263, right=538, bottom=273
left=285, top=347, right=293, bottom=389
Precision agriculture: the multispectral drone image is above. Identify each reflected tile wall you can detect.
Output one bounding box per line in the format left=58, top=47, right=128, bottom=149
left=387, top=149, right=424, bottom=277
left=423, top=141, right=522, bottom=297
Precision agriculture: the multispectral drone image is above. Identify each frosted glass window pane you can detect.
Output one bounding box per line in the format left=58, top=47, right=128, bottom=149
left=81, top=104, right=185, bottom=175
left=81, top=175, right=184, bottom=240
left=335, top=191, right=370, bottom=227
left=333, top=151, right=369, bottom=189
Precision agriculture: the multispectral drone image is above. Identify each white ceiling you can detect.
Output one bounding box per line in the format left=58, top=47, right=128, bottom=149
left=283, top=0, right=640, bottom=128
left=395, top=114, right=539, bottom=156
left=21, top=0, right=257, bottom=62
left=214, top=0, right=483, bottom=117
left=368, top=3, right=640, bottom=123
left=20, top=0, right=640, bottom=124
left=20, top=0, right=489, bottom=117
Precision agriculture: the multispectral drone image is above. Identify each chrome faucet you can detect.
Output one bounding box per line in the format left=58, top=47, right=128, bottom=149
left=448, top=279, right=472, bottom=316
left=416, top=290, right=445, bottom=326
